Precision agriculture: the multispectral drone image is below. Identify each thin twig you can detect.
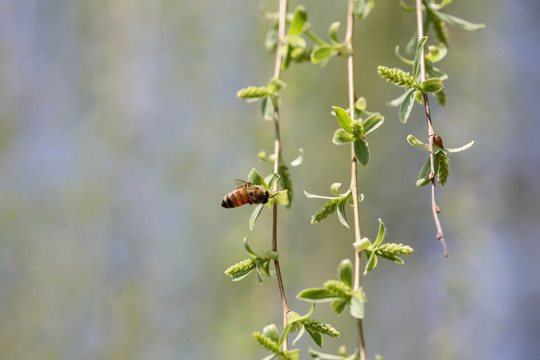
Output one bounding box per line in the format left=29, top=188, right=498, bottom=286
left=345, top=0, right=367, bottom=359
left=272, top=0, right=291, bottom=351
left=415, top=0, right=448, bottom=256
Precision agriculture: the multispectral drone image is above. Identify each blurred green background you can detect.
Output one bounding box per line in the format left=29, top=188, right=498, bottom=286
left=1, top=0, right=539, bottom=359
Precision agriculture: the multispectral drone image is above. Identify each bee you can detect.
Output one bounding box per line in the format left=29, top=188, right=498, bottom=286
left=221, top=179, right=269, bottom=208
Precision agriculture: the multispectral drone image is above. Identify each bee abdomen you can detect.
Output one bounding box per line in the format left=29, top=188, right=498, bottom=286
left=221, top=189, right=250, bottom=208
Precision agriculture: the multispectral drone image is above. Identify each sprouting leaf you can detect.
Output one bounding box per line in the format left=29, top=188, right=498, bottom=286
left=261, top=96, right=274, bottom=121
left=373, top=218, right=386, bottom=246
left=421, top=78, right=444, bottom=93
left=412, top=36, right=428, bottom=80
left=388, top=89, right=411, bottom=107
left=290, top=148, right=304, bottom=166
left=434, top=88, right=447, bottom=106
left=364, top=251, right=378, bottom=274
left=303, top=191, right=336, bottom=200
left=354, top=139, right=369, bottom=166
left=349, top=290, right=365, bottom=319
left=330, top=183, right=343, bottom=196
left=362, top=113, right=384, bottom=136
left=288, top=6, right=307, bottom=37
left=309, top=348, right=349, bottom=360
left=332, top=106, right=353, bottom=133
left=425, top=44, right=448, bottom=63
left=273, top=189, right=289, bottom=205
left=399, top=0, right=416, bottom=12
left=445, top=140, right=474, bottom=153
left=297, top=288, right=341, bottom=302
left=333, top=128, right=355, bottom=144
left=248, top=168, right=266, bottom=187
left=262, top=324, right=281, bottom=344
left=243, top=237, right=260, bottom=258
left=354, top=0, right=374, bottom=19
left=336, top=199, right=349, bottom=228
left=328, top=22, right=341, bottom=45
left=431, top=17, right=450, bottom=48
left=416, top=157, right=432, bottom=187
left=431, top=9, right=486, bottom=31
left=394, top=45, right=414, bottom=65
left=339, top=259, right=354, bottom=288
left=399, top=88, right=416, bottom=124
left=306, top=328, right=323, bottom=348
left=249, top=203, right=265, bottom=230
left=429, top=0, right=453, bottom=11
left=267, top=172, right=280, bottom=190
left=330, top=298, right=348, bottom=315
left=312, top=46, right=339, bottom=65
left=407, top=134, right=427, bottom=150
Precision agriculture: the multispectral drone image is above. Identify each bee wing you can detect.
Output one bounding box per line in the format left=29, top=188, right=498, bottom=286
left=234, top=179, right=251, bottom=189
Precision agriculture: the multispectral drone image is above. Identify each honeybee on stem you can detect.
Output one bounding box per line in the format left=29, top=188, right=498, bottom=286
left=221, top=179, right=275, bottom=208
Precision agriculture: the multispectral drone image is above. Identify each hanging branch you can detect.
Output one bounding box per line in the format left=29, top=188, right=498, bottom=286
left=272, top=0, right=291, bottom=351
left=345, top=0, right=367, bottom=358
left=415, top=0, right=448, bottom=257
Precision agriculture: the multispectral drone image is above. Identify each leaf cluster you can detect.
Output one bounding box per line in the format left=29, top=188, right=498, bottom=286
left=297, top=260, right=366, bottom=320
left=331, top=102, right=384, bottom=166
left=407, top=134, right=473, bottom=186
left=224, top=237, right=278, bottom=284
left=304, top=183, right=358, bottom=229
left=353, top=219, right=413, bottom=274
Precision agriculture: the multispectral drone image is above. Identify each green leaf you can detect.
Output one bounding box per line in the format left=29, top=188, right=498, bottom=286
left=273, top=189, right=289, bottom=205
left=328, top=22, right=341, bottom=45
left=416, top=157, right=432, bottom=187
left=413, top=36, right=428, bottom=80
left=377, top=253, right=404, bottom=264
left=306, top=328, right=323, bottom=347
left=291, top=323, right=305, bottom=346
left=364, top=251, right=378, bottom=274
left=278, top=164, right=293, bottom=207
left=330, top=183, right=343, bottom=196
left=263, top=324, right=281, bottom=344
left=336, top=198, right=349, bottom=228
left=353, top=238, right=370, bottom=251
left=421, top=78, right=444, bottom=93
left=311, top=46, right=339, bottom=65
left=339, top=259, right=354, bottom=288
left=332, top=106, right=353, bottom=133
left=425, top=44, right=447, bottom=63
left=267, top=172, right=280, bottom=190
left=333, top=128, right=354, bottom=144
left=436, top=151, right=449, bottom=186
left=373, top=218, right=386, bottom=246
left=354, top=0, right=374, bottom=19
left=290, top=148, right=304, bottom=167
left=303, top=191, right=335, bottom=200
left=354, top=139, right=369, bottom=166
left=261, top=96, right=274, bottom=121
left=431, top=9, right=486, bottom=31
left=362, top=113, right=384, bottom=136
left=249, top=203, right=264, bottom=230
left=330, top=298, right=348, bottom=315
left=308, top=348, right=348, bottom=360
left=297, top=288, right=341, bottom=302
left=285, top=349, right=300, bottom=360
left=288, top=6, right=307, bottom=37
left=445, top=140, right=474, bottom=153
left=399, top=88, right=416, bottom=124
left=429, top=0, right=453, bottom=10
left=349, top=291, right=365, bottom=319
left=394, top=45, right=414, bottom=65
left=248, top=168, right=266, bottom=187
left=388, top=89, right=411, bottom=107
left=259, top=259, right=272, bottom=277
left=407, top=134, right=427, bottom=150
left=399, top=0, right=416, bottom=12
left=243, top=237, right=260, bottom=259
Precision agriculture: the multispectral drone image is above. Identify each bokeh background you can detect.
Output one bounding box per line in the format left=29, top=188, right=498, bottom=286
left=0, top=0, right=539, bottom=359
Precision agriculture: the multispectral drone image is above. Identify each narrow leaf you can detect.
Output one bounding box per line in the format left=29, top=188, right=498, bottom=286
left=330, top=298, right=348, bottom=315
left=413, top=37, right=428, bottom=80
left=308, top=348, right=347, bottom=360
left=330, top=183, right=343, bottom=196
left=399, top=88, right=416, bottom=124
left=306, top=328, right=323, bottom=347
left=288, top=6, right=307, bottom=37
left=261, top=96, right=275, bottom=121
left=243, top=237, right=260, bottom=259
left=332, top=106, right=353, bottom=133
left=249, top=203, right=265, bottom=230
left=303, top=190, right=336, bottom=200
left=339, top=259, right=354, bottom=288
left=290, top=148, right=304, bottom=167
left=354, top=139, right=369, bottom=166
left=388, top=89, right=411, bottom=107
left=336, top=199, right=350, bottom=228
left=445, top=140, right=474, bottom=153
left=407, top=134, right=427, bottom=150
left=394, top=45, right=414, bottom=65
left=333, top=128, right=354, bottom=144
left=328, top=22, right=341, bottom=45
left=362, top=113, right=384, bottom=136
left=355, top=0, right=374, bottom=19
left=311, top=46, right=338, bottom=65
left=364, top=252, right=378, bottom=274
left=373, top=219, right=386, bottom=246
left=297, top=288, right=341, bottom=302
left=416, top=157, right=432, bottom=187
left=432, top=9, right=486, bottom=31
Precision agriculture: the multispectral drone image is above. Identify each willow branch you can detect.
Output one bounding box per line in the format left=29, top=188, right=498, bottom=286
left=345, top=0, right=366, bottom=359
left=272, top=0, right=291, bottom=350
left=415, top=0, right=448, bottom=256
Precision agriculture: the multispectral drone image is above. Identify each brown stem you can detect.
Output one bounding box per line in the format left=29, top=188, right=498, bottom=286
left=416, top=0, right=448, bottom=257
left=345, top=0, right=366, bottom=359
left=272, top=0, right=291, bottom=351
